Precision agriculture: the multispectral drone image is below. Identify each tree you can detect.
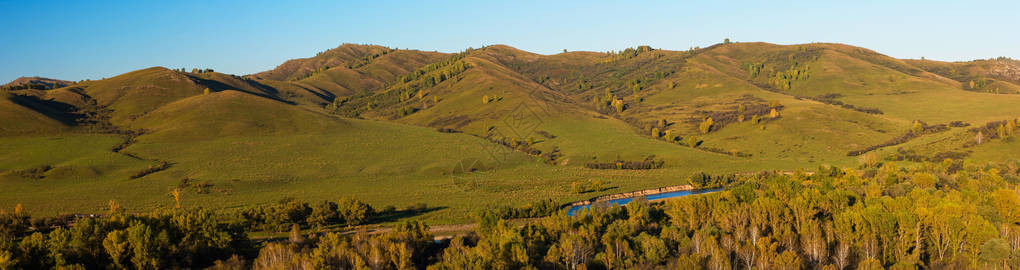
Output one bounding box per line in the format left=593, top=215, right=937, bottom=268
left=103, top=230, right=129, bottom=269
left=773, top=250, right=802, bottom=270
left=686, top=136, right=702, bottom=148
left=482, top=95, right=490, bottom=104
left=337, top=197, right=373, bottom=226
left=126, top=223, right=161, bottom=269
left=308, top=201, right=339, bottom=228
left=1006, top=120, right=1017, bottom=137
left=978, top=238, right=1010, bottom=269
left=997, top=124, right=1008, bottom=140
left=724, top=38, right=732, bottom=44
left=976, top=131, right=985, bottom=145
left=699, top=117, right=714, bottom=134
left=612, top=99, right=625, bottom=113
left=289, top=224, right=304, bottom=244
left=770, top=108, right=780, bottom=118
left=203, top=88, right=210, bottom=95
left=171, top=188, right=182, bottom=208
left=969, top=80, right=976, bottom=89
left=912, top=121, right=924, bottom=134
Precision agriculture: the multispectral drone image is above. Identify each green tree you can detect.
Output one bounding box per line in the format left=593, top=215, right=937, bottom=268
left=103, top=230, right=129, bottom=269
left=126, top=223, right=161, bottom=269
left=308, top=201, right=339, bottom=227
left=337, top=197, right=374, bottom=226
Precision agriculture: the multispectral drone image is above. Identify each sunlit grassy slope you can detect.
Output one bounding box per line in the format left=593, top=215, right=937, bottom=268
left=1, top=41, right=1018, bottom=223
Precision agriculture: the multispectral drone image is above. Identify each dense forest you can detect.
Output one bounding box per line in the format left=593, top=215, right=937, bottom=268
left=2, top=160, right=1018, bottom=269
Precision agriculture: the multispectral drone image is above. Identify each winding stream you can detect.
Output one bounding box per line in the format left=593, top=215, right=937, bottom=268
left=566, top=188, right=721, bottom=216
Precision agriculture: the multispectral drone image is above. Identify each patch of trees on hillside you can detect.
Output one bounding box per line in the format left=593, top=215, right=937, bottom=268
left=330, top=50, right=473, bottom=118
left=601, top=46, right=655, bottom=63
left=847, top=120, right=955, bottom=156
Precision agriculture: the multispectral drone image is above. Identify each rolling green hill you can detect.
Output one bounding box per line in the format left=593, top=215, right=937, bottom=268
left=1, top=41, right=1018, bottom=223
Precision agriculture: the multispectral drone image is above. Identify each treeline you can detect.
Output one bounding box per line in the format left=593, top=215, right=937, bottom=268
left=967, top=118, right=1020, bottom=147
left=4, top=161, right=1019, bottom=269
left=584, top=156, right=664, bottom=170
left=847, top=120, right=956, bottom=156
left=423, top=161, right=1020, bottom=269
left=601, top=46, right=654, bottom=63
left=233, top=197, right=421, bottom=232
left=484, top=132, right=563, bottom=164
left=810, top=93, right=884, bottom=114
left=0, top=83, right=66, bottom=91
left=0, top=205, right=251, bottom=269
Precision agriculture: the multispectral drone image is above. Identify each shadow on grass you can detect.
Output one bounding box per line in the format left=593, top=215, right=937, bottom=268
left=369, top=206, right=447, bottom=224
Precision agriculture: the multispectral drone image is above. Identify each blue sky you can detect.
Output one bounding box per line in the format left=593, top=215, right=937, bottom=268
left=1, top=0, right=1018, bottom=83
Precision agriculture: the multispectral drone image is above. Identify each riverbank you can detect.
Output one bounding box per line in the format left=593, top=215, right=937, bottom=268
left=567, top=184, right=698, bottom=207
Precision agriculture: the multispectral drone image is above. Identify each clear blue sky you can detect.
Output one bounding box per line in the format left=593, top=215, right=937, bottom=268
left=2, top=0, right=1018, bottom=83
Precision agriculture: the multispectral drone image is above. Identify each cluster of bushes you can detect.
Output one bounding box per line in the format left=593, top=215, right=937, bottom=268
left=435, top=127, right=461, bottom=133
left=484, top=199, right=560, bottom=219
left=10, top=165, right=53, bottom=179
left=625, top=69, right=675, bottom=95
left=484, top=133, right=562, bottom=164
left=968, top=118, right=1020, bottom=146
left=584, top=156, right=664, bottom=170
left=847, top=120, right=954, bottom=156
left=129, top=161, right=170, bottom=179
left=570, top=179, right=608, bottom=194
left=886, top=148, right=971, bottom=163
left=686, top=171, right=739, bottom=188
left=235, top=197, right=375, bottom=232
left=690, top=98, right=783, bottom=132
left=768, top=62, right=811, bottom=90
left=810, top=93, right=884, bottom=114
left=698, top=146, right=754, bottom=158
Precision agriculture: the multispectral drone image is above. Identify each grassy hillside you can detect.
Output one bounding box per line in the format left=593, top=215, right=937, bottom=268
left=2, top=41, right=1019, bottom=223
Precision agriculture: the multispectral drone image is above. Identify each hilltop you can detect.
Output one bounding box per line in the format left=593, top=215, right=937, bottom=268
left=1, top=41, right=1018, bottom=222
left=1, top=76, right=71, bottom=90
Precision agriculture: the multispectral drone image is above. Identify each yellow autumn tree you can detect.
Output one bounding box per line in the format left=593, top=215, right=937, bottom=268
left=770, top=108, right=780, bottom=118
left=912, top=121, right=924, bottom=134
left=611, top=99, right=625, bottom=113
left=699, top=117, right=714, bottom=134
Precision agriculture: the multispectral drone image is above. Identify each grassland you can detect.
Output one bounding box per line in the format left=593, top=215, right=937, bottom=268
left=2, top=42, right=1019, bottom=224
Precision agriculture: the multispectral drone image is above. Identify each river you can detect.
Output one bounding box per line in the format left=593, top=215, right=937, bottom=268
left=566, top=188, right=720, bottom=216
